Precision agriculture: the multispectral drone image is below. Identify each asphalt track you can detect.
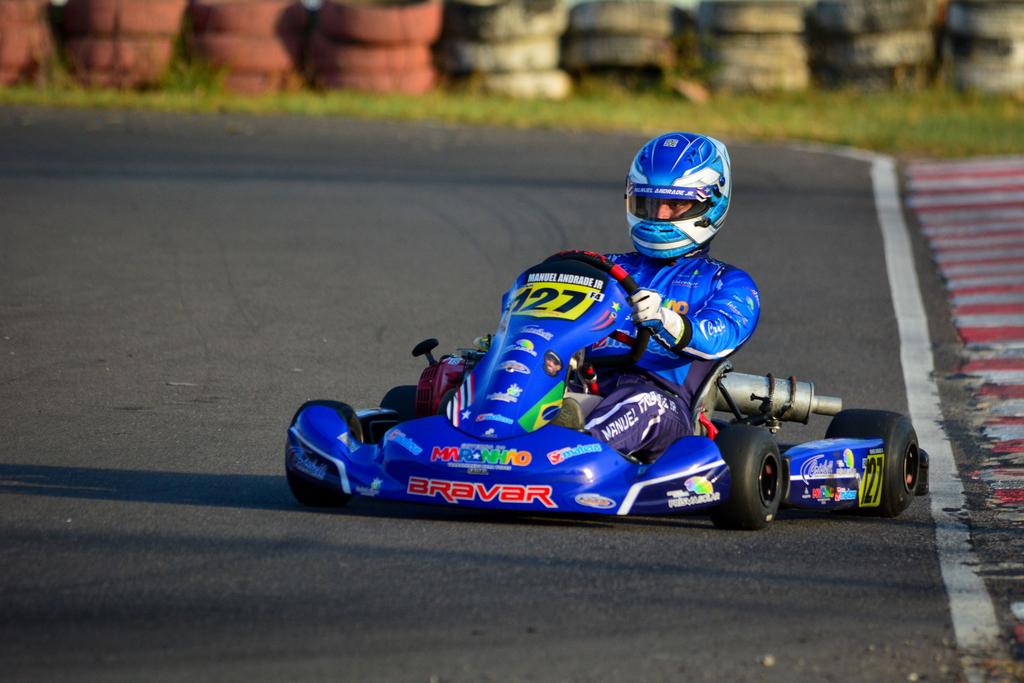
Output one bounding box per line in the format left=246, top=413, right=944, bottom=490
left=0, top=108, right=961, bottom=682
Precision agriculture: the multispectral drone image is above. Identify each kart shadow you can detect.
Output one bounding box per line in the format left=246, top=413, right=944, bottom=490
left=0, top=463, right=295, bottom=512
left=0, top=463, right=936, bottom=532
left=339, top=497, right=718, bottom=530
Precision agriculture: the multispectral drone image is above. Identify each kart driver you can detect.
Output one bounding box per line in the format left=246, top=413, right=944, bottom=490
left=580, top=132, right=760, bottom=462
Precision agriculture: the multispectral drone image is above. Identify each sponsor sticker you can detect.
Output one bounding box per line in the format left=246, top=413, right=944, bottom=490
left=407, top=477, right=557, bottom=508
left=699, top=318, right=727, bottom=338
left=356, top=477, right=383, bottom=497
left=543, top=350, right=563, bottom=378
left=291, top=446, right=329, bottom=480
left=547, top=443, right=603, bottom=465
left=799, top=453, right=858, bottom=481
left=665, top=476, right=721, bottom=508
left=520, top=325, right=554, bottom=341
left=476, top=412, right=514, bottom=425
left=385, top=429, right=422, bottom=455
left=431, top=444, right=532, bottom=468
left=575, top=493, right=616, bottom=509
left=506, top=338, right=538, bottom=357
left=499, top=360, right=530, bottom=375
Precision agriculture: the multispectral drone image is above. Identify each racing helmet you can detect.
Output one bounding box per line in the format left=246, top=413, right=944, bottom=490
left=626, top=132, right=732, bottom=259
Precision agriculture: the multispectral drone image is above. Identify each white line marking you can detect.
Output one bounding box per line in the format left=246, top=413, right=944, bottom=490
left=953, top=292, right=1024, bottom=305
left=968, top=340, right=1024, bottom=352
left=984, top=425, right=1024, bottom=440
left=921, top=210, right=1024, bottom=228
left=955, top=314, right=1024, bottom=327
left=980, top=400, right=1024, bottom=416
left=960, top=370, right=1024, bottom=383
left=948, top=274, right=1024, bottom=289
left=909, top=158, right=1024, bottom=174
left=935, top=247, right=1024, bottom=262
left=942, top=261, right=1024, bottom=276
left=933, top=235, right=1024, bottom=248
left=910, top=175, right=1024, bottom=191
left=909, top=191, right=1024, bottom=208
left=873, top=157, right=1001, bottom=656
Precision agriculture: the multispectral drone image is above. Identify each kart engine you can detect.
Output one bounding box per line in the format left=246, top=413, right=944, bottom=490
left=714, top=371, right=842, bottom=425
left=413, top=338, right=488, bottom=418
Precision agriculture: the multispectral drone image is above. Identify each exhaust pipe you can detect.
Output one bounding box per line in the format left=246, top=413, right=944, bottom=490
left=714, top=372, right=842, bottom=424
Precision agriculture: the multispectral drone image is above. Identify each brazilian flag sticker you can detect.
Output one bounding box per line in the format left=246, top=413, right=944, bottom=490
left=518, top=382, right=565, bottom=432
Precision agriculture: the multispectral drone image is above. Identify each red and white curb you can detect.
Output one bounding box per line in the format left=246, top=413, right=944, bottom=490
left=906, top=157, right=1024, bottom=526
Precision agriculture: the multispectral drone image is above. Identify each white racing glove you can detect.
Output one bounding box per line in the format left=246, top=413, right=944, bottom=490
left=629, top=289, right=689, bottom=348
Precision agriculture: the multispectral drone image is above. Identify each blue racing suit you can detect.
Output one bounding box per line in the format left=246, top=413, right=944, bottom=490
left=585, top=250, right=760, bottom=461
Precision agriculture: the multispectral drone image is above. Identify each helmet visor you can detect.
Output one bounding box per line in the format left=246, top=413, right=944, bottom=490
left=628, top=194, right=710, bottom=221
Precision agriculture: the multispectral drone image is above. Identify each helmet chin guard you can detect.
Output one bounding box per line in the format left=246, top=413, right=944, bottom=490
left=625, top=132, right=731, bottom=259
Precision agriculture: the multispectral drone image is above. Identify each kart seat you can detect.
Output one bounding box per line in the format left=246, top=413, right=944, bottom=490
left=552, top=392, right=603, bottom=430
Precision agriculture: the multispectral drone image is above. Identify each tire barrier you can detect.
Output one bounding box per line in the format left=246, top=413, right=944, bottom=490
left=699, top=1, right=809, bottom=92
left=943, top=0, right=1024, bottom=97
left=190, top=0, right=306, bottom=95
left=562, top=0, right=683, bottom=78
left=810, top=0, right=937, bottom=90
left=441, top=0, right=570, bottom=99
left=312, top=0, right=441, bottom=95
left=0, top=0, right=52, bottom=85
left=63, top=0, right=185, bottom=88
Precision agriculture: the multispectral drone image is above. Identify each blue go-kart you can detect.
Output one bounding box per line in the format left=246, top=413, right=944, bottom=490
left=285, top=251, right=928, bottom=529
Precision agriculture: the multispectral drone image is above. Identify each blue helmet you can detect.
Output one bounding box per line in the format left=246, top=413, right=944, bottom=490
left=626, top=132, right=732, bottom=259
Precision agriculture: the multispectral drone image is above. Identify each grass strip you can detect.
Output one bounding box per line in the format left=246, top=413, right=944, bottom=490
left=1, top=83, right=1021, bottom=159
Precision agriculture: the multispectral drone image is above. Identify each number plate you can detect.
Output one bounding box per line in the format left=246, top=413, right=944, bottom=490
left=859, top=452, right=885, bottom=508
left=509, top=283, right=600, bottom=321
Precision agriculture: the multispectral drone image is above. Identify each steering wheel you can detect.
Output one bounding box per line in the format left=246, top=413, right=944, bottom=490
left=541, top=251, right=650, bottom=369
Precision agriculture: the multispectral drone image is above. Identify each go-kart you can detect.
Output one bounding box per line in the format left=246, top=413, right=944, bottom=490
left=285, top=251, right=929, bottom=529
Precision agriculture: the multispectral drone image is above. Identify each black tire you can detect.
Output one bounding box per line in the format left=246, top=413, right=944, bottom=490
left=812, top=0, right=936, bottom=34
left=286, top=468, right=351, bottom=507
left=442, top=0, right=568, bottom=42
left=710, top=425, right=782, bottom=530
left=697, top=1, right=806, bottom=34
left=442, top=35, right=560, bottom=73
left=381, top=385, right=417, bottom=422
left=286, top=399, right=362, bottom=508
left=814, top=30, right=934, bottom=69
left=825, top=409, right=919, bottom=518
left=438, top=388, right=457, bottom=416
left=568, top=0, right=684, bottom=38
left=561, top=34, right=675, bottom=70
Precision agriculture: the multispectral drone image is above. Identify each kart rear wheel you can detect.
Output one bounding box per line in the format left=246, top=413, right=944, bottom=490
left=825, top=409, right=918, bottom=517
left=710, top=424, right=782, bottom=530
left=286, top=469, right=351, bottom=508
left=381, top=384, right=417, bottom=422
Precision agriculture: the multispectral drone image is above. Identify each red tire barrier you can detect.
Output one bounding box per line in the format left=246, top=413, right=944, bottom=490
left=0, top=0, right=47, bottom=24
left=318, top=65, right=437, bottom=94
left=223, top=69, right=299, bottom=93
left=310, top=33, right=432, bottom=72
left=318, top=0, right=442, bottom=45
left=66, top=36, right=173, bottom=80
left=192, top=32, right=301, bottom=72
left=0, top=23, right=48, bottom=68
left=190, top=0, right=305, bottom=37
left=63, top=0, right=187, bottom=36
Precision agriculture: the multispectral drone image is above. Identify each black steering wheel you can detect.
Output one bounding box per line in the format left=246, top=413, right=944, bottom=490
left=541, top=251, right=650, bottom=369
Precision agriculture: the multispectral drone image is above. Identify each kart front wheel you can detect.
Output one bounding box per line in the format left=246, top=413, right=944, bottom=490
left=287, top=469, right=352, bottom=508
left=825, top=409, right=918, bottom=518
left=710, top=424, right=782, bottom=530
